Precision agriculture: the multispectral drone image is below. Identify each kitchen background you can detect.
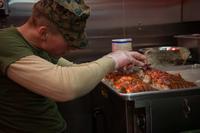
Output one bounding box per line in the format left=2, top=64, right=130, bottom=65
left=1, top=0, right=200, bottom=63
left=1, top=0, right=200, bottom=133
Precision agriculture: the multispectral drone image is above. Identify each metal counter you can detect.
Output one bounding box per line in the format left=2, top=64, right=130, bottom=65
left=92, top=65, right=200, bottom=133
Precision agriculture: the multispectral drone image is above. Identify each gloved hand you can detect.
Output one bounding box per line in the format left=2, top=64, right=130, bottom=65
left=105, top=50, right=146, bottom=69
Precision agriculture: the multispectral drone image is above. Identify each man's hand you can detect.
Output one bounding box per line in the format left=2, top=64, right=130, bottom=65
left=105, top=50, right=146, bottom=69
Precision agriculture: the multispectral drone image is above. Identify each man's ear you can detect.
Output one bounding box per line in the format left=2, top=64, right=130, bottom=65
left=38, top=26, right=48, bottom=41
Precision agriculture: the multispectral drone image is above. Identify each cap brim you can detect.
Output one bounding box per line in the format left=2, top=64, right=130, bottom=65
left=68, top=33, right=88, bottom=48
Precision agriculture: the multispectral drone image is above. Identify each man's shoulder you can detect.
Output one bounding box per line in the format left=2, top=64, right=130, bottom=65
left=0, top=27, right=34, bottom=66
left=0, top=27, right=17, bottom=37
left=0, top=27, right=23, bottom=44
left=0, top=27, right=32, bottom=52
left=0, top=27, right=35, bottom=75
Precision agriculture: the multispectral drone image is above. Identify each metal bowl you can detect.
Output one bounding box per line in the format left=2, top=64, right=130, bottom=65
left=139, top=46, right=191, bottom=67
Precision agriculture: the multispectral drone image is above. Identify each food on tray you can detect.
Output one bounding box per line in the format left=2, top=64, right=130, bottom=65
left=105, top=68, right=197, bottom=93
left=105, top=72, right=153, bottom=93
left=140, top=69, right=197, bottom=90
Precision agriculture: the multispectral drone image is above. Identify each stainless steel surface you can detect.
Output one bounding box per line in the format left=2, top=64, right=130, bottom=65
left=87, top=0, right=182, bottom=32
left=95, top=72, right=200, bottom=133
left=183, top=0, right=200, bottom=22
left=174, top=34, right=200, bottom=48
left=174, top=34, right=200, bottom=62
left=8, top=0, right=36, bottom=16
left=7, top=0, right=200, bottom=27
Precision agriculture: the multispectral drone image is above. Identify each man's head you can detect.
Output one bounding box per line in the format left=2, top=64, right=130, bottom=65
left=26, top=0, right=90, bottom=56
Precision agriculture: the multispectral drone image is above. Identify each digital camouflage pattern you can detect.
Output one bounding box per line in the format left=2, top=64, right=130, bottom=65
left=34, top=0, right=90, bottom=48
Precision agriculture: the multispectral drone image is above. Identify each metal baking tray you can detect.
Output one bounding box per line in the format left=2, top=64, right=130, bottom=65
left=102, top=64, right=200, bottom=101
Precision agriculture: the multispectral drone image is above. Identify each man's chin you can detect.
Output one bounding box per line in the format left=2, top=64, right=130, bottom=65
left=51, top=52, right=66, bottom=57
left=53, top=48, right=80, bottom=57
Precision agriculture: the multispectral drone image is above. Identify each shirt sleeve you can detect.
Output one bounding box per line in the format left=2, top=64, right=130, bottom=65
left=7, top=55, right=115, bottom=102
left=0, top=45, right=33, bottom=75
left=57, top=57, right=75, bottom=66
left=57, top=57, right=94, bottom=67
left=0, top=32, right=34, bottom=75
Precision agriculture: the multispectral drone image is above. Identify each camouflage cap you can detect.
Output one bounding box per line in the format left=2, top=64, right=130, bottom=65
left=34, top=0, right=90, bottom=48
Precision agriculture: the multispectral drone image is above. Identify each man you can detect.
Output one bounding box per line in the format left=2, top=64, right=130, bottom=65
left=0, top=0, right=146, bottom=132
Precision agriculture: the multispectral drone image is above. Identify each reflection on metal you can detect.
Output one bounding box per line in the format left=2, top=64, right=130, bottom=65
left=182, top=0, right=200, bottom=21
left=183, top=98, right=191, bottom=119
left=8, top=0, right=38, bottom=5
left=8, top=0, right=38, bottom=16
left=0, top=0, right=9, bottom=16
left=86, top=0, right=183, bottom=39
left=5, top=0, right=192, bottom=28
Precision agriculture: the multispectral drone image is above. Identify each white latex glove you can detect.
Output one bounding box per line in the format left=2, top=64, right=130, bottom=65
left=105, top=50, right=146, bottom=69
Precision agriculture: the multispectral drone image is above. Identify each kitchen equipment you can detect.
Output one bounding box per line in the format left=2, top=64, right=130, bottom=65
left=0, top=0, right=9, bottom=16
left=112, top=38, right=133, bottom=52
left=139, top=46, right=191, bottom=68
left=92, top=65, right=200, bottom=133
left=174, top=34, right=200, bottom=63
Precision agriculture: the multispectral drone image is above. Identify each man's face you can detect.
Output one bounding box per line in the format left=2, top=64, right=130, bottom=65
left=44, top=32, right=72, bottom=57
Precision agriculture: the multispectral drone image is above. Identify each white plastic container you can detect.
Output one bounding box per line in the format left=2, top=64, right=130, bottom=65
left=112, top=38, right=132, bottom=52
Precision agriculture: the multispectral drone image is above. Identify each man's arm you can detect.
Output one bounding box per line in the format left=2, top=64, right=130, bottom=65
left=57, top=57, right=75, bottom=67
left=7, top=55, right=115, bottom=102
left=57, top=57, right=94, bottom=67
